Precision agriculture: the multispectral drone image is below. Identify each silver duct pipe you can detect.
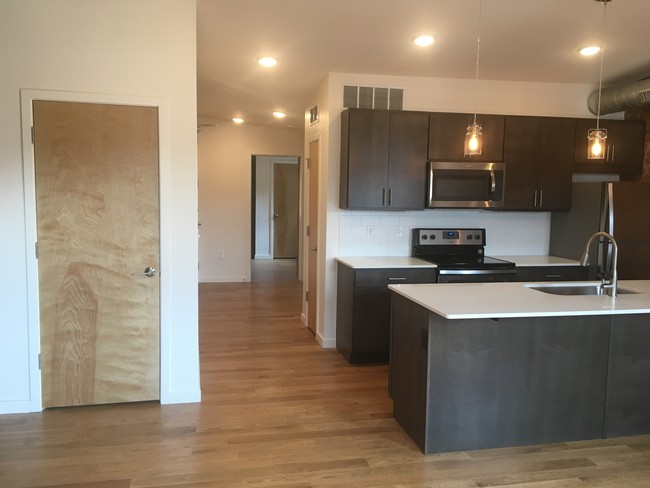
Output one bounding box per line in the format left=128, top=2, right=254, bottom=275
left=588, top=78, right=650, bottom=115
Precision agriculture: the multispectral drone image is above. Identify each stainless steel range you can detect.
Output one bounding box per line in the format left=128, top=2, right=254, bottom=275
left=411, top=228, right=515, bottom=283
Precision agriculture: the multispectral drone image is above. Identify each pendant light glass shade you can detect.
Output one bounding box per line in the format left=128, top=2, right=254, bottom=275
left=587, top=0, right=610, bottom=159
left=464, top=0, right=484, bottom=157
left=464, top=122, right=483, bottom=156
left=587, top=128, right=607, bottom=159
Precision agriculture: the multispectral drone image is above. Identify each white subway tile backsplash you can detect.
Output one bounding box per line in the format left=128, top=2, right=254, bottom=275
left=379, top=215, right=400, bottom=226
left=340, top=213, right=362, bottom=226
left=360, top=215, right=381, bottom=226
left=339, top=209, right=551, bottom=257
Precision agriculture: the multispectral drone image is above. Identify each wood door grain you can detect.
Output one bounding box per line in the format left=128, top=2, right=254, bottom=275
left=307, top=140, right=319, bottom=334
left=272, top=163, right=299, bottom=258
left=34, top=100, right=160, bottom=408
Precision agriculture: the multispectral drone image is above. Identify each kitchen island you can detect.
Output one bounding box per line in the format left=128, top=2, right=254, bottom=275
left=388, top=280, right=650, bottom=454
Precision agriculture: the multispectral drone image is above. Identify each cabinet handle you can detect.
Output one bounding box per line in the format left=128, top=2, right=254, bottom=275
left=534, top=189, right=538, bottom=208
left=611, top=145, right=615, bottom=162
left=388, top=188, right=392, bottom=206
left=387, top=277, right=407, bottom=281
left=544, top=274, right=562, bottom=279
left=382, top=188, right=386, bottom=206
left=539, top=189, right=543, bottom=208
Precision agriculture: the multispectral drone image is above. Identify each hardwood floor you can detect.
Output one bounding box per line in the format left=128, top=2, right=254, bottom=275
left=2, top=259, right=650, bottom=487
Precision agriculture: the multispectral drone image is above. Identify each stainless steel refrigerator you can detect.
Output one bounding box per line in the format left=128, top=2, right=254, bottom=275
left=550, top=181, right=650, bottom=280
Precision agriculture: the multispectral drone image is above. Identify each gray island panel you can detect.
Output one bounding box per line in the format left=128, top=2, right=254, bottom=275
left=390, top=287, right=650, bottom=454
left=424, top=313, right=609, bottom=453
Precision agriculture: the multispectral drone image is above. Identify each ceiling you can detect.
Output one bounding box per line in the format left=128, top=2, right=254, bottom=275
left=197, top=0, right=650, bottom=130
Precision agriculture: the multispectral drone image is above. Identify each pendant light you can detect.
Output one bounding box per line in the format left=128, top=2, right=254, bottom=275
left=587, top=0, right=611, bottom=160
left=464, top=0, right=484, bottom=156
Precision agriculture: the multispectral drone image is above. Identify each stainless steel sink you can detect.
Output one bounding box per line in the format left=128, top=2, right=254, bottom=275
left=525, top=283, right=642, bottom=296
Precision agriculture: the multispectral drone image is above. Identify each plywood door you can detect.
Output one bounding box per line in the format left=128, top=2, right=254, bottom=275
left=34, top=100, right=160, bottom=408
left=307, top=141, right=319, bottom=334
left=273, top=163, right=299, bottom=258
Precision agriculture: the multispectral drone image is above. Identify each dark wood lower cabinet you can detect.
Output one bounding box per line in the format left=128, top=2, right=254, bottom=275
left=336, top=263, right=436, bottom=363
left=390, top=293, right=650, bottom=454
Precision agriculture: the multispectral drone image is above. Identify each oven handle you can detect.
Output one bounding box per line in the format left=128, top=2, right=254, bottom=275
left=438, top=268, right=516, bottom=276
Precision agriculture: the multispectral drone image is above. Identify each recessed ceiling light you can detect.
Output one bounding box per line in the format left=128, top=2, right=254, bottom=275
left=413, top=35, right=434, bottom=47
left=579, top=46, right=601, bottom=56
left=258, top=57, right=277, bottom=67
left=232, top=117, right=244, bottom=124
left=272, top=111, right=287, bottom=119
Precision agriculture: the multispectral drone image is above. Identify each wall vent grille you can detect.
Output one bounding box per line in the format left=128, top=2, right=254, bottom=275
left=343, top=86, right=403, bottom=110
left=309, top=105, right=319, bottom=125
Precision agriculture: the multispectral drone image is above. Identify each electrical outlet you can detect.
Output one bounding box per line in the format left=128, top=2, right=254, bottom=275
left=218, top=250, right=225, bottom=259
left=520, top=227, right=528, bottom=240
left=396, top=225, right=404, bottom=238
left=367, top=225, right=375, bottom=238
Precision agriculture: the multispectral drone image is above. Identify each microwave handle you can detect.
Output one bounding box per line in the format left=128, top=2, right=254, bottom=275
left=489, top=170, right=496, bottom=201
left=428, top=165, right=434, bottom=204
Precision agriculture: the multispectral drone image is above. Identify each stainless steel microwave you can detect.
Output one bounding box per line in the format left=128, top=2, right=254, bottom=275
left=427, top=161, right=506, bottom=208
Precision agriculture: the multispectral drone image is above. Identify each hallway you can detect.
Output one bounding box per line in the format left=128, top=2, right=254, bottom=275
left=1, top=260, right=650, bottom=487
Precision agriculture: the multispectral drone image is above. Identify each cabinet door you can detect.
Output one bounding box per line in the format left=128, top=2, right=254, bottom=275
left=387, top=111, right=428, bottom=210
left=537, top=117, right=575, bottom=210
left=339, top=108, right=390, bottom=209
left=574, top=118, right=645, bottom=179
left=503, top=116, right=540, bottom=210
left=428, top=112, right=505, bottom=162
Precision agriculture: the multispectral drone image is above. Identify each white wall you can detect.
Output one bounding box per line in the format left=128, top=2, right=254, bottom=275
left=311, top=72, right=602, bottom=347
left=198, top=124, right=303, bottom=282
left=0, top=0, right=200, bottom=413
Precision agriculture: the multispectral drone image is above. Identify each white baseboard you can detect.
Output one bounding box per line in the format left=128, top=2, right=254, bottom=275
left=0, top=400, right=35, bottom=414
left=254, top=254, right=272, bottom=260
left=161, top=388, right=202, bottom=405
left=199, top=276, right=248, bottom=283
left=317, top=333, right=336, bottom=349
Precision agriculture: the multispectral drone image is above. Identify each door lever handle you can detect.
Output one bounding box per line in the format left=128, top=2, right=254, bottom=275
left=132, top=266, right=157, bottom=277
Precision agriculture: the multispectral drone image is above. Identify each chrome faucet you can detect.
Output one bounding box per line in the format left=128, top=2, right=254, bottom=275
left=580, top=231, right=618, bottom=297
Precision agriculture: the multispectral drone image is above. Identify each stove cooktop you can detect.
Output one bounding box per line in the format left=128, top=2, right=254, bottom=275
left=411, top=227, right=515, bottom=270
left=417, top=254, right=515, bottom=270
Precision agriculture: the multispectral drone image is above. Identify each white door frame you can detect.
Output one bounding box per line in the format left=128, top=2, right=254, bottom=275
left=20, top=89, right=172, bottom=411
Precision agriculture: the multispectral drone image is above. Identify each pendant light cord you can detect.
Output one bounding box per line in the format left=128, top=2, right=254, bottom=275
left=473, top=0, right=482, bottom=126
left=595, top=0, right=608, bottom=130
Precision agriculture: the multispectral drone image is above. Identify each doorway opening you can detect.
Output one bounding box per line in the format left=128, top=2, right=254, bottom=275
left=251, top=155, right=300, bottom=280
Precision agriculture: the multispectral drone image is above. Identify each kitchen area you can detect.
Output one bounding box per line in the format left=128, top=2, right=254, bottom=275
left=334, top=105, right=650, bottom=454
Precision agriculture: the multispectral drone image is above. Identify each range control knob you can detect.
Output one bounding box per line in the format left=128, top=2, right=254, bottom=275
left=475, top=234, right=481, bottom=240
left=421, top=234, right=428, bottom=240
left=467, top=235, right=473, bottom=240
left=430, top=234, right=436, bottom=240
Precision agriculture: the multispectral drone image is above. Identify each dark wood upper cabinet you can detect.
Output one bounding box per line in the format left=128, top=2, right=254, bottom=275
left=573, top=118, right=646, bottom=179
left=339, top=108, right=389, bottom=209
left=428, top=112, right=505, bottom=162
left=538, top=117, right=575, bottom=210
left=387, top=111, right=429, bottom=209
left=503, top=116, right=574, bottom=211
left=339, top=108, right=428, bottom=210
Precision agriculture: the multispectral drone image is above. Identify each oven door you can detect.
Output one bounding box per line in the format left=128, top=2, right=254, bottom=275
left=427, top=161, right=505, bottom=208
left=437, top=268, right=516, bottom=283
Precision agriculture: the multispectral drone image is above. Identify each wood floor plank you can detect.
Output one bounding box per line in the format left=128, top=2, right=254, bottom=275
left=2, top=259, right=650, bottom=487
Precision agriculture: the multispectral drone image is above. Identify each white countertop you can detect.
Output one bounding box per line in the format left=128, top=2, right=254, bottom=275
left=337, top=255, right=579, bottom=269
left=389, top=280, right=650, bottom=319
left=336, top=256, right=437, bottom=269
left=493, top=255, right=582, bottom=267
